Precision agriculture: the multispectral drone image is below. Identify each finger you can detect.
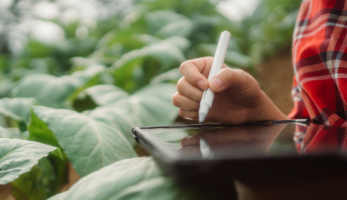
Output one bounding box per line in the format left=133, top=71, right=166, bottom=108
left=177, top=77, right=203, bottom=102
left=181, top=136, right=200, bottom=147
left=172, top=92, right=200, bottom=110
left=179, top=109, right=199, bottom=120
left=209, top=68, right=254, bottom=93
left=189, top=57, right=229, bottom=77
left=179, top=58, right=213, bottom=90
left=179, top=145, right=201, bottom=156
left=188, top=57, right=214, bottom=76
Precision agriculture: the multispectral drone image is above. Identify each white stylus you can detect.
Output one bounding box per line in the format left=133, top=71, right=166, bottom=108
left=199, top=31, right=230, bottom=123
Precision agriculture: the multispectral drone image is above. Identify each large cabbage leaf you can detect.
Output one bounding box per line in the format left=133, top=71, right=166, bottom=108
left=0, top=138, right=61, bottom=184
left=49, top=157, right=200, bottom=200
left=31, top=106, right=137, bottom=177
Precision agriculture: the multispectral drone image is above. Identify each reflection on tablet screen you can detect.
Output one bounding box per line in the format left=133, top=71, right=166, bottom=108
left=142, top=123, right=347, bottom=160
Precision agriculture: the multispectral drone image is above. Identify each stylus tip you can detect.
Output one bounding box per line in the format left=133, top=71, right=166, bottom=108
left=199, top=113, right=207, bottom=123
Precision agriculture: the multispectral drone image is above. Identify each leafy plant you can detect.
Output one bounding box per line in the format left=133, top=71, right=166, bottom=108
left=49, top=157, right=200, bottom=200
left=0, top=0, right=302, bottom=199
left=0, top=81, right=178, bottom=199
left=31, top=105, right=137, bottom=177
left=0, top=138, right=62, bottom=185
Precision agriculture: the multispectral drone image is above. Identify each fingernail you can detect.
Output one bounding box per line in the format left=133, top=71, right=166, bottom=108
left=197, top=80, right=207, bottom=90
left=210, top=78, right=223, bottom=89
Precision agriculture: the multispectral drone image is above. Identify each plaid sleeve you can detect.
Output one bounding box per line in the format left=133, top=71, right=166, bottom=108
left=288, top=0, right=347, bottom=127
left=294, top=124, right=347, bottom=154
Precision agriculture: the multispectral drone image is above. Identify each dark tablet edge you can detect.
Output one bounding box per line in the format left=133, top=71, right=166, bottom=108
left=133, top=119, right=310, bottom=131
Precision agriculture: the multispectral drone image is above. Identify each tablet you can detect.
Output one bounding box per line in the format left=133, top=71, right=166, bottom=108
left=132, top=119, right=346, bottom=188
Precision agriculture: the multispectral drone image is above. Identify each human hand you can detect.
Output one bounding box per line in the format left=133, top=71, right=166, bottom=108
left=172, top=57, right=288, bottom=124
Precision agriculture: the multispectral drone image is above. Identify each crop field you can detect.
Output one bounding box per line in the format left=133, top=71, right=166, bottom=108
left=0, top=0, right=301, bottom=199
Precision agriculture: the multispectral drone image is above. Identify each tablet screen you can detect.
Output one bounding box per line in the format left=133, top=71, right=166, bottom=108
left=136, top=122, right=347, bottom=160
left=138, top=123, right=300, bottom=160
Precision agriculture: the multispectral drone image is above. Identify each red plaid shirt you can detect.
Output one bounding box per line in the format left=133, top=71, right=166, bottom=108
left=288, top=0, right=347, bottom=127
left=294, top=123, right=347, bottom=153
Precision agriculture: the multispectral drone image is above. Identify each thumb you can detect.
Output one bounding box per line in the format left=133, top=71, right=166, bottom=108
left=208, top=68, right=252, bottom=92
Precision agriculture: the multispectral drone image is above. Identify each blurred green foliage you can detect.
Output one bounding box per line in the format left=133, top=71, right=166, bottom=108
left=0, top=0, right=301, bottom=95
left=0, top=0, right=302, bottom=199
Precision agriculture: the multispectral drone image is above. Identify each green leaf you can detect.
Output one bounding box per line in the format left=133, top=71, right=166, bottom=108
left=0, top=127, right=11, bottom=138
left=112, top=41, right=185, bottom=70
left=84, top=84, right=129, bottom=106
left=0, top=78, right=15, bottom=98
left=1, top=127, right=24, bottom=139
left=28, top=109, right=61, bottom=148
left=86, top=83, right=178, bottom=126
left=156, top=19, right=193, bottom=38
left=49, top=157, right=200, bottom=200
left=68, top=65, right=106, bottom=102
left=15, top=109, right=68, bottom=200
left=69, top=57, right=101, bottom=72
left=96, top=29, right=144, bottom=50
left=150, top=68, right=182, bottom=84
left=146, top=10, right=187, bottom=33
left=0, top=138, right=60, bottom=184
left=26, top=110, right=69, bottom=198
left=12, top=66, right=105, bottom=108
left=12, top=74, right=79, bottom=108
left=224, top=51, right=253, bottom=68
left=122, top=83, right=178, bottom=126
left=89, top=107, right=137, bottom=145
left=12, top=156, right=68, bottom=200
left=141, top=42, right=185, bottom=67
left=136, top=34, right=161, bottom=46
left=162, top=36, right=191, bottom=51
left=85, top=83, right=179, bottom=143
left=0, top=98, right=37, bottom=123
left=31, top=106, right=137, bottom=177
left=109, top=40, right=185, bottom=92
left=111, top=50, right=143, bottom=92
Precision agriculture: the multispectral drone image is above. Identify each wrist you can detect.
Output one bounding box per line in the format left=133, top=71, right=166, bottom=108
left=247, top=91, right=288, bottom=122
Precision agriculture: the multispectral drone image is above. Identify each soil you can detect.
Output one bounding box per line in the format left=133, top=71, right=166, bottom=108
left=59, top=162, right=80, bottom=192
left=256, top=49, right=294, bottom=116
left=0, top=184, right=15, bottom=200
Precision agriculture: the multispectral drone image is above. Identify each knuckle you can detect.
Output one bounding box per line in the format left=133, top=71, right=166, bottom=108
left=234, top=68, right=244, bottom=73
left=234, top=68, right=251, bottom=80
left=224, top=68, right=235, bottom=79
left=234, top=69, right=247, bottom=76
left=216, top=68, right=232, bottom=80
left=234, top=68, right=249, bottom=78
left=223, top=67, right=234, bottom=73
left=204, top=56, right=214, bottom=61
